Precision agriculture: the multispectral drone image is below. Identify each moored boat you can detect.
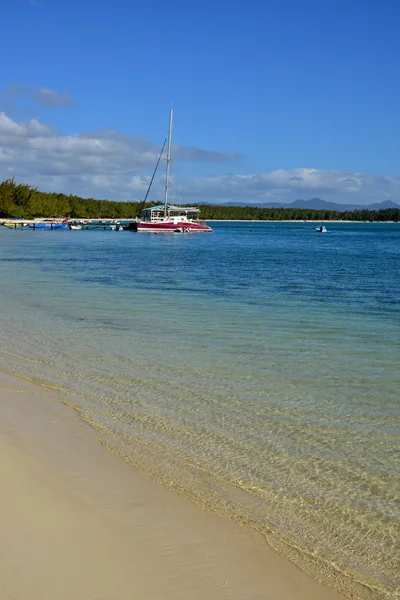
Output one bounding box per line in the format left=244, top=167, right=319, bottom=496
left=1, top=221, right=27, bottom=229
left=136, top=109, right=212, bottom=234
left=27, top=222, right=68, bottom=230
left=137, top=205, right=212, bottom=233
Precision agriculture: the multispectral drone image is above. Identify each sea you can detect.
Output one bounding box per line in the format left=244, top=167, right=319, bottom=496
left=0, top=221, right=399, bottom=600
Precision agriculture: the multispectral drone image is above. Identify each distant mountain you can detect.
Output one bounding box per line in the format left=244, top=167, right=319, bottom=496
left=291, top=198, right=350, bottom=211
left=361, top=200, right=400, bottom=211
left=218, top=198, right=400, bottom=212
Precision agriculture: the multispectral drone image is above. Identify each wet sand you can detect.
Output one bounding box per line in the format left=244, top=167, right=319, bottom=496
left=0, top=371, right=347, bottom=600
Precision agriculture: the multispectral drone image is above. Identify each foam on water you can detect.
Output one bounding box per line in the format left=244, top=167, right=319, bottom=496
left=1, top=222, right=399, bottom=599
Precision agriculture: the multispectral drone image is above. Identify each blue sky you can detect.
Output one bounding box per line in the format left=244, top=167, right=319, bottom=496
left=1, top=0, right=399, bottom=205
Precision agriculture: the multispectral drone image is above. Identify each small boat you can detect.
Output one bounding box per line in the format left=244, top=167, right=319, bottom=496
left=106, top=223, right=124, bottom=231
left=84, top=222, right=124, bottom=231
left=316, top=225, right=327, bottom=233
left=1, top=221, right=27, bottom=229
left=109, top=223, right=123, bottom=231
left=79, top=222, right=114, bottom=230
left=28, top=222, right=67, bottom=230
left=136, top=109, right=212, bottom=234
left=81, top=222, right=99, bottom=230
left=69, top=224, right=82, bottom=230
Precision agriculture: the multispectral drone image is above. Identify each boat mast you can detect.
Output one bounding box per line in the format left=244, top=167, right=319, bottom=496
left=164, top=108, right=173, bottom=217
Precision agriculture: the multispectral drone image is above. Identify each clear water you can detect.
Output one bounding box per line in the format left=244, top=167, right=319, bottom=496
left=1, top=222, right=399, bottom=599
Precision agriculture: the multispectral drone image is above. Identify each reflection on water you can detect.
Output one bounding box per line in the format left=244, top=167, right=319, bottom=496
left=0, top=222, right=399, bottom=599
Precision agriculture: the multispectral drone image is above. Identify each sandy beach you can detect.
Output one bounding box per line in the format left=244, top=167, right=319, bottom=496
left=0, top=371, right=349, bottom=600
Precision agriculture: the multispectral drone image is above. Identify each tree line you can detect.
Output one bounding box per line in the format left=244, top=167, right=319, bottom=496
left=0, top=179, right=142, bottom=219
left=1, top=179, right=399, bottom=222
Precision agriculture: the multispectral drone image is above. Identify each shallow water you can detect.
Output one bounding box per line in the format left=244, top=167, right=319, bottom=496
left=1, top=222, right=399, bottom=599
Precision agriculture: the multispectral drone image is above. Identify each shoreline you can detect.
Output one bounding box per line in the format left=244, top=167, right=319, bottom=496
left=206, top=219, right=400, bottom=223
left=1, top=219, right=399, bottom=225
left=0, top=370, right=348, bottom=600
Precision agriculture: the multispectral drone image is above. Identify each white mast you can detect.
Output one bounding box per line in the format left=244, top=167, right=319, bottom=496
left=164, top=108, right=173, bottom=217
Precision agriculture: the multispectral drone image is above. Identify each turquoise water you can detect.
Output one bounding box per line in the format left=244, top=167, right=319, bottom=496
left=1, top=222, right=399, bottom=599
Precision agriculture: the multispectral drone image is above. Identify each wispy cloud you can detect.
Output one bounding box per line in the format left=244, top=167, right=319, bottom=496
left=0, top=112, right=399, bottom=204
left=34, top=87, right=74, bottom=108
left=0, top=84, right=74, bottom=115
left=2, top=84, right=26, bottom=100
left=174, top=145, right=241, bottom=163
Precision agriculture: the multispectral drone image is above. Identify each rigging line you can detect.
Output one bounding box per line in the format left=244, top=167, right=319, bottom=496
left=138, top=137, right=167, bottom=213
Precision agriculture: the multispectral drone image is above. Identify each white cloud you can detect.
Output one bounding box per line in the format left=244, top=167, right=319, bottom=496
left=0, top=112, right=53, bottom=137
left=0, top=112, right=399, bottom=205
left=0, top=113, right=239, bottom=201
left=177, top=169, right=400, bottom=205
left=174, top=168, right=400, bottom=205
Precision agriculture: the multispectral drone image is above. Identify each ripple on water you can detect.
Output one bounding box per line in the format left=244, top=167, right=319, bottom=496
left=0, top=223, right=399, bottom=599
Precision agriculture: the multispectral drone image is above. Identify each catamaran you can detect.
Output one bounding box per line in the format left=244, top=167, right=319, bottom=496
left=136, top=110, right=212, bottom=233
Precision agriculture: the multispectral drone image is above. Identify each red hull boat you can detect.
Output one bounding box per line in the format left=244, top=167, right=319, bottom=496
left=136, top=109, right=212, bottom=234
left=136, top=205, right=212, bottom=233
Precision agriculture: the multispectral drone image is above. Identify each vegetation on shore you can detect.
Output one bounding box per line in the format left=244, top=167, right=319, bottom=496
left=1, top=179, right=399, bottom=222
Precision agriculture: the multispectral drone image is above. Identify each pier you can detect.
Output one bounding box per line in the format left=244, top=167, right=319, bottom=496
left=1, top=219, right=138, bottom=231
